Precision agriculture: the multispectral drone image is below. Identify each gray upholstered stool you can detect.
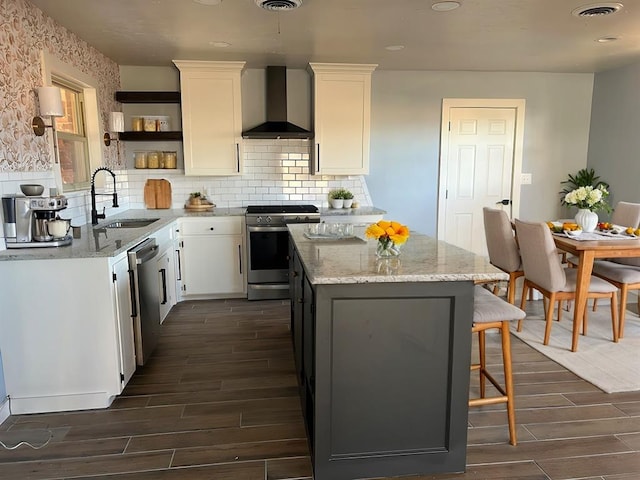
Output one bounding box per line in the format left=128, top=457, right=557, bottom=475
left=471, top=285, right=526, bottom=446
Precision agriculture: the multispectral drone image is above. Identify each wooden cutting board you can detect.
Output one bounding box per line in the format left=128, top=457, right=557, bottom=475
left=144, top=179, right=172, bottom=209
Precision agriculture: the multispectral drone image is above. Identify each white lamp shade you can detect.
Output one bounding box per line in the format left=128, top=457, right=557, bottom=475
left=37, top=86, right=64, bottom=117
left=109, top=112, right=125, bottom=133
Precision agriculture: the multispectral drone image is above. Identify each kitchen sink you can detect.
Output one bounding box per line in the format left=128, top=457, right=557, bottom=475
left=101, top=218, right=160, bottom=229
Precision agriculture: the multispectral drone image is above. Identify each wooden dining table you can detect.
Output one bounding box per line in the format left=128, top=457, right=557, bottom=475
left=552, top=233, right=640, bottom=351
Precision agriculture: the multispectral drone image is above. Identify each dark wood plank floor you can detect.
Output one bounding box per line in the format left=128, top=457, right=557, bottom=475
left=0, top=298, right=639, bottom=479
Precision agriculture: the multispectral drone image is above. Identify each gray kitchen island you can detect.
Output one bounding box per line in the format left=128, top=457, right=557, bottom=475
left=287, top=224, right=507, bottom=480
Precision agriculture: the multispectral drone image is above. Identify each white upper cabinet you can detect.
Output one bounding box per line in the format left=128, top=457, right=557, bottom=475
left=308, top=63, right=377, bottom=176
left=173, top=60, right=245, bottom=176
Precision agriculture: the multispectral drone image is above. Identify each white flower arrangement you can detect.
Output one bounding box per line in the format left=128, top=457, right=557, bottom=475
left=564, top=185, right=610, bottom=212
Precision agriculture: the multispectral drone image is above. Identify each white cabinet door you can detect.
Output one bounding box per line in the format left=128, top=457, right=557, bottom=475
left=174, top=60, right=245, bottom=176
left=112, top=255, right=136, bottom=388
left=309, top=63, right=377, bottom=175
left=181, top=234, right=244, bottom=296
left=157, top=249, right=176, bottom=323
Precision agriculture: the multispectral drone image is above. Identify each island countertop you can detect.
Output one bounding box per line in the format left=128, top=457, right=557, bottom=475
left=288, top=223, right=507, bottom=284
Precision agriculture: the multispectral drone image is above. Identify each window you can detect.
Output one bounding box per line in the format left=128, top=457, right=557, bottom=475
left=54, top=78, right=90, bottom=191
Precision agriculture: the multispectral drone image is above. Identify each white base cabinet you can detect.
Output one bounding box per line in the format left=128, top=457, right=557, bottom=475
left=157, top=249, right=177, bottom=323
left=309, top=63, right=377, bottom=175
left=113, top=255, right=136, bottom=387
left=178, top=217, right=246, bottom=298
left=152, top=223, right=178, bottom=323
left=0, top=254, right=134, bottom=414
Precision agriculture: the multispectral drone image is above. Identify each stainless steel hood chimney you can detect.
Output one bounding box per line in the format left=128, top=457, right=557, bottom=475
left=242, top=66, right=312, bottom=139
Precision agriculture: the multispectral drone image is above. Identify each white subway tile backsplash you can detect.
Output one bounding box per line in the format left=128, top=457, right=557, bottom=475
left=0, top=140, right=373, bottom=238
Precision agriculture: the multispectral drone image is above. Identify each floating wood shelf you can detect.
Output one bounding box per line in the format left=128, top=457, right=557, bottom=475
left=115, top=91, right=181, bottom=104
left=119, top=131, right=182, bottom=141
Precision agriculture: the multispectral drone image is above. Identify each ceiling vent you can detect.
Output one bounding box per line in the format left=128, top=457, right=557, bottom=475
left=572, top=3, right=624, bottom=17
left=255, top=0, right=302, bottom=11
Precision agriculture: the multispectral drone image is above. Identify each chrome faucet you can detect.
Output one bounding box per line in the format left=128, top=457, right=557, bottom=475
left=91, top=167, right=119, bottom=225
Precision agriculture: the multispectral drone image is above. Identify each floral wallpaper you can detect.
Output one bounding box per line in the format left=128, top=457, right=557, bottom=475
left=0, top=0, right=121, bottom=172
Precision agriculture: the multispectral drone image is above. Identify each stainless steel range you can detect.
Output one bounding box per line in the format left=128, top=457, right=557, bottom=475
left=246, top=205, right=320, bottom=300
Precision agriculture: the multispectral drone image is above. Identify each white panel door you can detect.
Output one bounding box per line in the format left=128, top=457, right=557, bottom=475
left=442, top=107, right=516, bottom=256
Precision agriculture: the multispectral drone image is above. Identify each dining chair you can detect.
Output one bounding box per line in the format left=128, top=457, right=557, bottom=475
left=514, top=219, right=619, bottom=350
left=592, top=257, right=640, bottom=338
left=471, top=285, right=526, bottom=446
left=483, top=207, right=523, bottom=305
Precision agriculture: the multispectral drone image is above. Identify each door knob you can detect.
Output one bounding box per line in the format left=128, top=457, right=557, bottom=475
left=497, top=199, right=512, bottom=205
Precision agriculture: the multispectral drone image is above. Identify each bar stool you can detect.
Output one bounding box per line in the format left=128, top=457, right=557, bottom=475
left=470, top=285, right=526, bottom=446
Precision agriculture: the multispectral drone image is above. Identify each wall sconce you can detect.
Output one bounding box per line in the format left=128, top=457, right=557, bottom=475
left=104, top=112, right=124, bottom=146
left=32, top=86, right=64, bottom=136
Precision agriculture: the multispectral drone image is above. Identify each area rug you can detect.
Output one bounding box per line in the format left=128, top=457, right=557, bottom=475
left=512, top=300, right=640, bottom=393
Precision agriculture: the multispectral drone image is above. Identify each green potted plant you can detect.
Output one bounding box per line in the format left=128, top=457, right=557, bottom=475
left=328, top=188, right=345, bottom=208
left=342, top=189, right=354, bottom=208
left=328, top=187, right=354, bottom=208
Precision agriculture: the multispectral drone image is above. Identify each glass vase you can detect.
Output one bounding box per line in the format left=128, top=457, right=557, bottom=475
left=575, top=208, right=598, bottom=232
left=376, top=238, right=401, bottom=258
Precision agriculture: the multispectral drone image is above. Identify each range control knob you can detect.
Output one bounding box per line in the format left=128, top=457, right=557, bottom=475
left=256, top=216, right=262, bottom=224
left=265, top=216, right=272, bottom=223
left=294, top=216, right=301, bottom=222
left=49, top=199, right=56, bottom=207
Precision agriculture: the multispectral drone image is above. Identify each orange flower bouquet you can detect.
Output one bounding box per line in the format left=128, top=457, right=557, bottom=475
left=365, top=220, right=410, bottom=257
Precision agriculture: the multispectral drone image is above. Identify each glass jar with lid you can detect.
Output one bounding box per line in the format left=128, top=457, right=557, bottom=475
left=163, top=151, right=177, bottom=169
left=147, top=151, right=161, bottom=169
left=134, top=151, right=147, bottom=169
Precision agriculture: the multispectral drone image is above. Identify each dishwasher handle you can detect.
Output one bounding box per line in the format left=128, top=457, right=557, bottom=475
left=131, top=238, right=159, bottom=264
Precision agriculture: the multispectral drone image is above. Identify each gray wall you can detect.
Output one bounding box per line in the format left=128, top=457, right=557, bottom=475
left=368, top=71, right=594, bottom=235
left=588, top=61, right=640, bottom=212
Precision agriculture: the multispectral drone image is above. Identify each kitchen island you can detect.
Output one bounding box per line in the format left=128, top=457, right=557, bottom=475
left=287, top=224, right=507, bottom=479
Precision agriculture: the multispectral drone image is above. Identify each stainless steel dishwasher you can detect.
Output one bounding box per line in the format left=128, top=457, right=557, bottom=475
left=128, top=238, right=161, bottom=366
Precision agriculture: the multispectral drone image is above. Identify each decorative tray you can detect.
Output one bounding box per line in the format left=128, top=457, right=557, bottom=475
left=304, top=232, right=355, bottom=240
left=184, top=203, right=215, bottom=212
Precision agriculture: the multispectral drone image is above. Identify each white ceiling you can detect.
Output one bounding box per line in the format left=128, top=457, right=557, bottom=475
left=28, top=0, right=640, bottom=72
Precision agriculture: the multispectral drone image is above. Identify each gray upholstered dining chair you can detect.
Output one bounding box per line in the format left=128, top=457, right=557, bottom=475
left=483, top=207, right=523, bottom=305
left=592, top=257, right=640, bottom=338
left=514, top=219, right=619, bottom=350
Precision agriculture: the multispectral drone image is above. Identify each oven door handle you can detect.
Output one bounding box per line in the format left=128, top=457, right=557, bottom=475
left=247, top=225, right=289, bottom=233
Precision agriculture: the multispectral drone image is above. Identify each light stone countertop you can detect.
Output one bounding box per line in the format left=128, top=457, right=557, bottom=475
left=319, top=206, right=386, bottom=217
left=288, top=224, right=507, bottom=285
left=0, top=207, right=246, bottom=261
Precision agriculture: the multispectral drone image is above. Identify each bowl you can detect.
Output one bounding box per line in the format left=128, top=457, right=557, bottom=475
left=20, top=184, right=44, bottom=196
left=564, top=229, right=583, bottom=238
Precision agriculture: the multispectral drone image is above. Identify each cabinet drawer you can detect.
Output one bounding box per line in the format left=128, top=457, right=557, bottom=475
left=180, top=217, right=243, bottom=236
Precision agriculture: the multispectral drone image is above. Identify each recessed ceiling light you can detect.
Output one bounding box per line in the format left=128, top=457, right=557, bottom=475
left=209, top=41, right=231, bottom=48
left=431, top=1, right=461, bottom=12
left=597, top=35, right=620, bottom=43
left=385, top=45, right=405, bottom=51
left=193, top=0, right=222, bottom=5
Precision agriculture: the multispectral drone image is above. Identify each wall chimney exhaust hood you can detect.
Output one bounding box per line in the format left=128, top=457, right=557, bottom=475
left=242, top=66, right=312, bottom=140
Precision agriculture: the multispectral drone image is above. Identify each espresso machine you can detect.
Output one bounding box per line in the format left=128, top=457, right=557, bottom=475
left=2, top=195, right=72, bottom=248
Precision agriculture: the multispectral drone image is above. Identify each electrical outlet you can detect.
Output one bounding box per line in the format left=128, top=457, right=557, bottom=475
left=521, top=173, right=532, bottom=185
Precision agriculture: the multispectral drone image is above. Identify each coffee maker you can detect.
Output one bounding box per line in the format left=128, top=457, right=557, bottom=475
left=2, top=195, right=72, bottom=248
